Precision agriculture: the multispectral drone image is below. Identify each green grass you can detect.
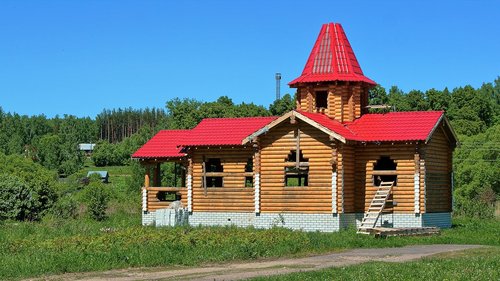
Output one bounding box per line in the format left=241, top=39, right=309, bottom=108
left=250, top=247, right=500, bottom=281
left=0, top=217, right=498, bottom=280
left=2, top=163, right=498, bottom=280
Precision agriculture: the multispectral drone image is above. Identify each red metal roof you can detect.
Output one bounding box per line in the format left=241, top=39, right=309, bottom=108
left=181, top=116, right=278, bottom=146
left=297, top=111, right=443, bottom=142
left=289, top=23, right=376, bottom=87
left=131, top=130, right=189, bottom=159
left=132, top=112, right=445, bottom=159
left=133, top=117, right=277, bottom=159
left=346, top=111, right=444, bottom=142
left=297, top=111, right=358, bottom=139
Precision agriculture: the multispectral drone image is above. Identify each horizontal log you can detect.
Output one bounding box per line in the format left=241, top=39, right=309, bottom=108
left=260, top=207, right=332, bottom=212
left=146, top=187, right=186, bottom=191
left=260, top=195, right=332, bottom=201
left=193, top=202, right=254, bottom=207
left=193, top=207, right=254, bottom=211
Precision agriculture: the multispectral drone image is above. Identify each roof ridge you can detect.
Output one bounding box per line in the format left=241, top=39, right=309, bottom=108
left=200, top=116, right=277, bottom=120
left=362, top=110, right=444, bottom=115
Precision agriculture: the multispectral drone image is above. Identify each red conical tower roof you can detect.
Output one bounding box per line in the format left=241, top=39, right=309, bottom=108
left=289, top=23, right=376, bottom=87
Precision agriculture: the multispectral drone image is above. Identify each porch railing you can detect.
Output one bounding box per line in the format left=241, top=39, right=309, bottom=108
left=143, top=187, right=187, bottom=212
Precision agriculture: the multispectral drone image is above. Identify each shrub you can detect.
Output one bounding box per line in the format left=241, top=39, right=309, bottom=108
left=0, top=174, right=35, bottom=220
left=50, top=195, right=78, bottom=219
left=0, top=153, right=58, bottom=221
left=83, top=180, right=110, bottom=221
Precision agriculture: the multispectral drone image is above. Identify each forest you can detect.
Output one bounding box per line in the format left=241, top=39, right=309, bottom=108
left=0, top=78, right=498, bottom=222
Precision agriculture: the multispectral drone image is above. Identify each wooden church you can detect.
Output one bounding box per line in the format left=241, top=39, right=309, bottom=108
left=133, top=23, right=457, bottom=232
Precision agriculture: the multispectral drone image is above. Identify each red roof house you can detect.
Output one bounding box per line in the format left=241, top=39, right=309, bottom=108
left=133, top=23, right=457, bottom=232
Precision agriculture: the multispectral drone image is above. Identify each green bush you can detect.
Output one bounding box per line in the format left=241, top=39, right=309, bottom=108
left=0, top=174, right=35, bottom=220
left=0, top=153, right=58, bottom=221
left=83, top=180, right=110, bottom=221
left=50, top=195, right=78, bottom=219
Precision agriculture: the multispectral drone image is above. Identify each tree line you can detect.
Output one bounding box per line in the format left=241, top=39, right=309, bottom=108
left=0, top=77, right=498, bottom=220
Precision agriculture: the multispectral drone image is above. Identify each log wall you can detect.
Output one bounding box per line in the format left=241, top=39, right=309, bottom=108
left=260, top=120, right=333, bottom=213
left=296, top=83, right=368, bottom=122
left=191, top=147, right=254, bottom=212
left=354, top=144, right=417, bottom=213
left=146, top=187, right=187, bottom=212
left=423, top=127, right=453, bottom=212
left=339, top=144, right=355, bottom=212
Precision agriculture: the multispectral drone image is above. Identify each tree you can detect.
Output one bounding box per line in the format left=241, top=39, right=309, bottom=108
left=165, top=98, right=203, bottom=129
left=448, top=85, right=493, bottom=135
left=387, top=86, right=411, bottom=111
left=269, top=94, right=295, bottom=115
left=407, top=90, right=429, bottom=111
left=453, top=124, right=499, bottom=217
left=368, top=84, right=388, bottom=106
left=426, top=88, right=449, bottom=111
left=36, top=134, right=62, bottom=171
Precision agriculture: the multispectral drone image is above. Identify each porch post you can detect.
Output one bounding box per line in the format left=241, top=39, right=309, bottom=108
left=144, top=164, right=151, bottom=188
left=253, top=140, right=261, bottom=214
left=414, top=145, right=421, bottom=213
left=330, top=137, right=338, bottom=213
left=153, top=163, right=161, bottom=187
left=187, top=157, right=193, bottom=213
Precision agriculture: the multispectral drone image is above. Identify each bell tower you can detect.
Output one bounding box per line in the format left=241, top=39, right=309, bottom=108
left=289, top=23, right=376, bottom=122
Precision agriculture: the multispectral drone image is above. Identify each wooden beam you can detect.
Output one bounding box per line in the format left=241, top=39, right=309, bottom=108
left=153, top=163, right=161, bottom=187
left=202, top=155, right=207, bottom=196
left=295, top=128, right=301, bottom=168
left=144, top=167, right=150, bottom=188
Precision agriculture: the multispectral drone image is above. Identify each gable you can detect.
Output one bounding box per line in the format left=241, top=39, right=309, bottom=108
left=425, top=116, right=458, bottom=148
left=243, top=110, right=348, bottom=144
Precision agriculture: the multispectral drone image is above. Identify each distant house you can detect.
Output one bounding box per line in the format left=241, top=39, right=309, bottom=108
left=87, top=171, right=109, bottom=183
left=79, top=143, right=96, bottom=155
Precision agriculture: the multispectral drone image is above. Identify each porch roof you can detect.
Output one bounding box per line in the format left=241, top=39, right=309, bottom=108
left=131, top=130, right=189, bottom=159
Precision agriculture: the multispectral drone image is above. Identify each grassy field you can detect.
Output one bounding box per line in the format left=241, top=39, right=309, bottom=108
left=251, top=247, right=500, bottom=281
left=0, top=217, right=498, bottom=280
left=1, top=164, right=498, bottom=280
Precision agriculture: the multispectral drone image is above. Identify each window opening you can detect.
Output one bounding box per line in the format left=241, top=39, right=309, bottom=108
left=156, top=191, right=180, bottom=202
left=373, top=156, right=397, bottom=186
left=315, top=91, right=328, bottom=109
left=245, top=158, right=253, bottom=187
left=204, top=158, right=223, bottom=187
left=285, top=150, right=309, bottom=187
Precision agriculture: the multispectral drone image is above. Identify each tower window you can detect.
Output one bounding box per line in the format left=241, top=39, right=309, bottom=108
left=315, top=91, right=328, bottom=109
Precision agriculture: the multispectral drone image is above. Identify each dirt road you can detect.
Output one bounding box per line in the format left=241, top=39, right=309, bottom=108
left=33, top=244, right=482, bottom=281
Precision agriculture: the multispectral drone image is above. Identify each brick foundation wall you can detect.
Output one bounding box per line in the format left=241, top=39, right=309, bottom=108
left=422, top=212, right=452, bottom=228
left=190, top=212, right=342, bottom=232
left=142, top=211, right=452, bottom=231
left=142, top=211, right=156, bottom=226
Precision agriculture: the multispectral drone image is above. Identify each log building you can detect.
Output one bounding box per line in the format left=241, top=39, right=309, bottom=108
left=133, top=23, right=457, bottom=232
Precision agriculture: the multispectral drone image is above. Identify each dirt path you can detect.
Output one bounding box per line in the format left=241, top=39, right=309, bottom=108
left=33, top=244, right=482, bottom=281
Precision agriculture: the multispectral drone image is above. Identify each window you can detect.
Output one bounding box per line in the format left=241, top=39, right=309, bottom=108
left=372, top=156, right=397, bottom=186
left=284, top=150, right=309, bottom=187
left=315, top=91, right=328, bottom=109
left=245, top=158, right=253, bottom=187
left=204, top=158, right=223, bottom=187
left=156, top=191, right=180, bottom=202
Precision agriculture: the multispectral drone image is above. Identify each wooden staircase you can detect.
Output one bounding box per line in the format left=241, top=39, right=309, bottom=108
left=357, top=181, right=394, bottom=234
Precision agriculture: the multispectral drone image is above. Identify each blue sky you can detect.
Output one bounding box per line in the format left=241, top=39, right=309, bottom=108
left=1, top=1, right=499, bottom=118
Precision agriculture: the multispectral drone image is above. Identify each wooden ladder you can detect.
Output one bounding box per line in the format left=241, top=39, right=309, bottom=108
left=357, top=181, right=394, bottom=234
